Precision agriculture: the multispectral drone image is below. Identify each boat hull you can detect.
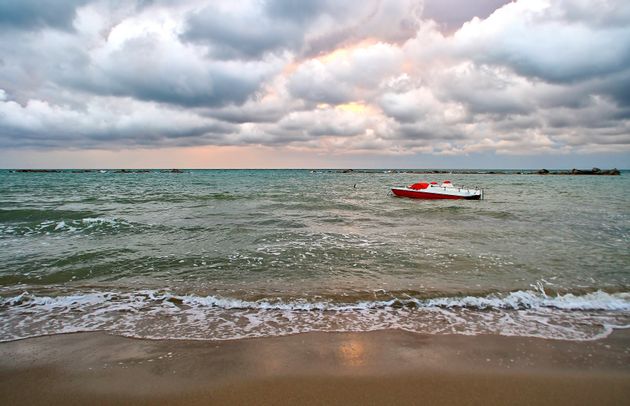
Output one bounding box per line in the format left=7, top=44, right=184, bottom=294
left=391, top=187, right=481, bottom=200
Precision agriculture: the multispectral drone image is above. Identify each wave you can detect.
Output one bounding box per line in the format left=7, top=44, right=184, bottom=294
left=2, top=288, right=630, bottom=343
left=96, top=192, right=246, bottom=204
left=383, top=205, right=518, bottom=221
left=0, top=217, right=140, bottom=237
left=0, top=209, right=100, bottom=223
left=4, top=289, right=629, bottom=312
left=423, top=290, right=630, bottom=311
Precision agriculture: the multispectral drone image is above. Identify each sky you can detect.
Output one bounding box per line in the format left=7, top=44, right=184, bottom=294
left=0, top=0, right=629, bottom=169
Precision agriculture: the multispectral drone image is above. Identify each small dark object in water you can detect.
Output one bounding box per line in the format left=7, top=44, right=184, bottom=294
left=14, top=169, right=61, bottom=173
left=113, top=169, right=151, bottom=174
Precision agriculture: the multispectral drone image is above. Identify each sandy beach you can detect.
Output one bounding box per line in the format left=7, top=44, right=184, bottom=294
left=1, top=329, right=629, bottom=405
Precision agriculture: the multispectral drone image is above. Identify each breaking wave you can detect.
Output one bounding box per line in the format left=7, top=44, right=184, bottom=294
left=2, top=288, right=629, bottom=342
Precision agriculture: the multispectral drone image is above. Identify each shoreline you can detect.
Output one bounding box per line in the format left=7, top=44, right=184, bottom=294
left=2, top=329, right=629, bottom=405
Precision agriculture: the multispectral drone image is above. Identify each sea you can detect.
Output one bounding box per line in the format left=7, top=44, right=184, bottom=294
left=1, top=169, right=629, bottom=342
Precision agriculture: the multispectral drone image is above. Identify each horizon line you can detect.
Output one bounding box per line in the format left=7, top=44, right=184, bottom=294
left=2, top=167, right=627, bottom=171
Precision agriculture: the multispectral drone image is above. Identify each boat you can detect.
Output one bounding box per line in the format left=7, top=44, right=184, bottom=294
left=391, top=181, right=483, bottom=200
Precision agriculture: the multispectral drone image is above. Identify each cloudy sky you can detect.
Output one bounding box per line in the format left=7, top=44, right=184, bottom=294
left=0, top=0, right=629, bottom=168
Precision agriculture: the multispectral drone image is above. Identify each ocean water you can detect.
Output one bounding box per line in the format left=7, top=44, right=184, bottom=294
left=1, top=169, right=629, bottom=342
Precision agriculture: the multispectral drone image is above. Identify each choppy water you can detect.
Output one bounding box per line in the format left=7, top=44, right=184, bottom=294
left=1, top=169, right=629, bottom=341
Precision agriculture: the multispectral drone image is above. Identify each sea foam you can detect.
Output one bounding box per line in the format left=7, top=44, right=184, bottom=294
left=2, top=288, right=630, bottom=343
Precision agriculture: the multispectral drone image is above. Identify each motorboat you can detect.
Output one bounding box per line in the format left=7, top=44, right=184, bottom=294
left=391, top=181, right=483, bottom=200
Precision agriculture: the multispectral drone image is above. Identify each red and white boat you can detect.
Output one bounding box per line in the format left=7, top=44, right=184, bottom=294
left=391, top=181, right=483, bottom=200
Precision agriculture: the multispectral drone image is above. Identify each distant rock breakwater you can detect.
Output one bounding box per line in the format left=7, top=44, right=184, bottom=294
left=327, top=167, right=621, bottom=175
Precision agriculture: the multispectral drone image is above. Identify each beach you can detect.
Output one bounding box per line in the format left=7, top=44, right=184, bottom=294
left=2, top=329, right=630, bottom=405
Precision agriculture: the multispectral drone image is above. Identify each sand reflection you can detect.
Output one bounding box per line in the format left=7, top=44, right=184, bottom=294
left=338, top=339, right=366, bottom=366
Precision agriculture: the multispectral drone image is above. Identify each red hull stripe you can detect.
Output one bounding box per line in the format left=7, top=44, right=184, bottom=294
left=391, top=189, right=464, bottom=200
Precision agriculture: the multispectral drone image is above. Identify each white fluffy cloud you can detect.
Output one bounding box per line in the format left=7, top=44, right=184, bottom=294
left=288, top=42, right=404, bottom=104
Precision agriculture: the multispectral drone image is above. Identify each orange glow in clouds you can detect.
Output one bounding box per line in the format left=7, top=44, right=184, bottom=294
left=315, top=38, right=380, bottom=62
left=336, top=102, right=371, bottom=114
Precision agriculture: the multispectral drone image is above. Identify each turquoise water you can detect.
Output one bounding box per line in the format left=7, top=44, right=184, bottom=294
left=1, top=169, right=629, bottom=341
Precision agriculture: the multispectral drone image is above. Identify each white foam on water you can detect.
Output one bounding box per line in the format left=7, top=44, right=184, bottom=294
left=2, top=289, right=630, bottom=343
left=424, top=290, right=630, bottom=311
left=0, top=217, right=137, bottom=237
left=170, top=289, right=630, bottom=312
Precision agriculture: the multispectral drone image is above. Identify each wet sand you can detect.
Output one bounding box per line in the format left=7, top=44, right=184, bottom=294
left=1, top=329, right=630, bottom=405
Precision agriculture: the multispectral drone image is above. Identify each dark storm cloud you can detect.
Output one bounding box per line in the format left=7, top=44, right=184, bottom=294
left=180, top=0, right=333, bottom=60
left=477, top=44, right=630, bottom=85
left=299, top=1, right=420, bottom=58
left=0, top=111, right=235, bottom=149
left=598, top=71, right=630, bottom=107
left=264, top=0, right=329, bottom=22
left=77, top=66, right=264, bottom=108
left=181, top=6, right=304, bottom=59
left=398, top=123, right=465, bottom=141
left=182, top=0, right=420, bottom=60
left=61, top=30, right=280, bottom=109
left=0, top=0, right=89, bottom=31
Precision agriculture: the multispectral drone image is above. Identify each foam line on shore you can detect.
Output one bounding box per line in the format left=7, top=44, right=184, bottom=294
left=3, top=288, right=630, bottom=312
left=2, top=288, right=630, bottom=343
